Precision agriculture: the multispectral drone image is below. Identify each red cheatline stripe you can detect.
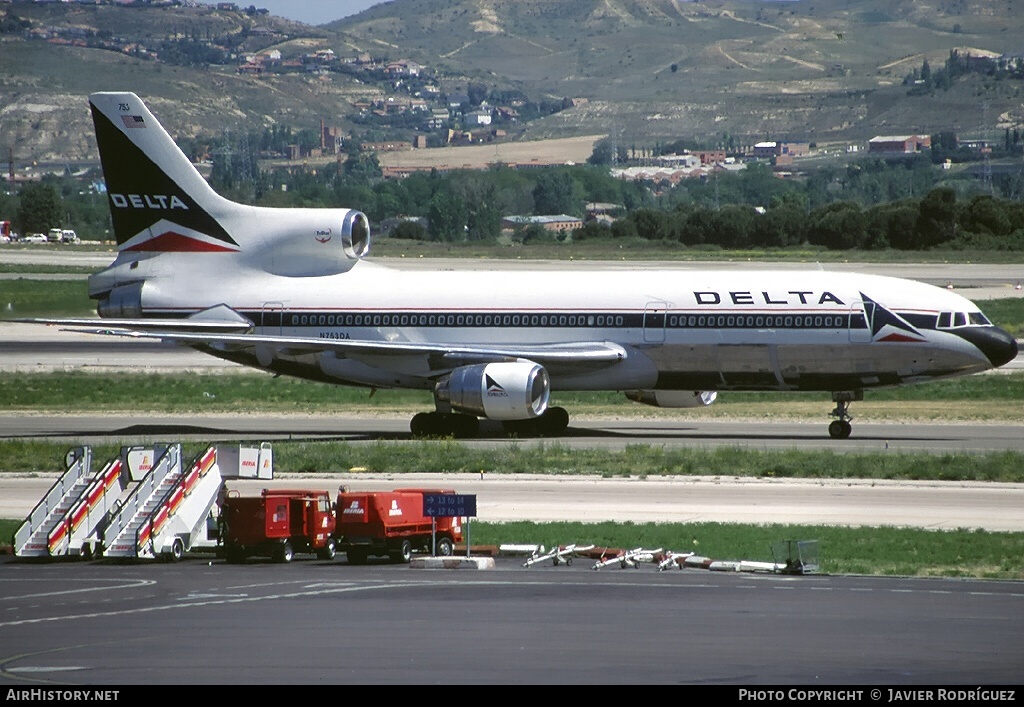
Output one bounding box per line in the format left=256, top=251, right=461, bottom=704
left=124, top=231, right=238, bottom=253
left=878, top=333, right=924, bottom=342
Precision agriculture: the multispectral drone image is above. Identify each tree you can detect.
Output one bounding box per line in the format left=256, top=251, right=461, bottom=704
left=958, top=195, right=1012, bottom=238
left=588, top=139, right=615, bottom=166
left=16, top=181, right=63, bottom=236
left=532, top=170, right=579, bottom=216
left=427, top=189, right=467, bottom=242
left=343, top=150, right=382, bottom=182
left=914, top=187, right=958, bottom=249
left=391, top=220, right=426, bottom=240
left=467, top=82, right=488, bottom=107
left=808, top=201, right=868, bottom=250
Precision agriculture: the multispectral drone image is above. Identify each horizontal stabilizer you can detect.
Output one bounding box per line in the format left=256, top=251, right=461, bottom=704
left=14, top=305, right=254, bottom=334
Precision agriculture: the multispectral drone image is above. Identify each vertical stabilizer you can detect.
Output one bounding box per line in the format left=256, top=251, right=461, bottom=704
left=90, top=92, right=239, bottom=252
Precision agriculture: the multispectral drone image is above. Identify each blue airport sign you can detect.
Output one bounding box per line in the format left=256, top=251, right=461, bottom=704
left=423, top=493, right=477, bottom=518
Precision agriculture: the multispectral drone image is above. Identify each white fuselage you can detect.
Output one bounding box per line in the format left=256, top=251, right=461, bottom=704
left=94, top=255, right=997, bottom=393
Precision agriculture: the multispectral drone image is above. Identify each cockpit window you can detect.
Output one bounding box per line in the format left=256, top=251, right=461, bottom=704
left=938, top=311, right=990, bottom=328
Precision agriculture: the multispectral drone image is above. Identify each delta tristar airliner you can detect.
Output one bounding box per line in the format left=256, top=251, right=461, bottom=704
left=26, top=92, right=1019, bottom=439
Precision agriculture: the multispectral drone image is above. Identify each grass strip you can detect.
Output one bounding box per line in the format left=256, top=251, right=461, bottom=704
left=2, top=517, right=1020, bottom=579
left=0, top=279, right=94, bottom=317
left=1, top=371, right=1023, bottom=418
left=468, top=521, right=1024, bottom=579
left=2, top=439, right=1023, bottom=482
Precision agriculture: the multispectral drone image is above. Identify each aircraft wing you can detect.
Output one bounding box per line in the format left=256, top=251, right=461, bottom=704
left=50, top=324, right=628, bottom=370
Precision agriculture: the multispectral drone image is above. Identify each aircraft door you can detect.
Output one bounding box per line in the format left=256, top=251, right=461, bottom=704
left=261, top=301, right=285, bottom=335
left=848, top=300, right=872, bottom=343
left=643, top=301, right=668, bottom=343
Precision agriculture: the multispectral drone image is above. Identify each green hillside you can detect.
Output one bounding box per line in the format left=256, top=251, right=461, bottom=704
left=332, top=0, right=1024, bottom=141
left=1, top=0, right=1022, bottom=162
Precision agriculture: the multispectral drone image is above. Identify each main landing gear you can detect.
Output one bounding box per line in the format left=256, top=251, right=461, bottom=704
left=410, top=411, right=479, bottom=438
left=828, top=390, right=862, bottom=439
left=410, top=407, right=571, bottom=439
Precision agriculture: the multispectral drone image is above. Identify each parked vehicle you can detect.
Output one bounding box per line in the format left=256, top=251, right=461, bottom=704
left=222, top=488, right=336, bottom=563
left=24, top=233, right=47, bottom=243
left=335, top=488, right=464, bottom=564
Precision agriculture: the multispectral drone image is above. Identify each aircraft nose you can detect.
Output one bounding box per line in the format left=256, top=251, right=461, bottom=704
left=956, top=326, right=1019, bottom=368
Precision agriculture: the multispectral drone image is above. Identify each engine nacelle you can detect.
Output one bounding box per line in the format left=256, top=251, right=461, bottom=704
left=257, top=209, right=370, bottom=276
left=625, top=390, right=717, bottom=408
left=437, top=362, right=550, bottom=420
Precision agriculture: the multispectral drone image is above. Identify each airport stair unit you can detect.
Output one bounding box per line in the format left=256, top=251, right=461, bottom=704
left=102, top=444, right=206, bottom=560
left=13, top=448, right=125, bottom=558
left=135, top=446, right=222, bottom=560
left=101, top=444, right=250, bottom=560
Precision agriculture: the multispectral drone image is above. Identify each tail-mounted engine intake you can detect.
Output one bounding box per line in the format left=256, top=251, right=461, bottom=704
left=258, top=209, right=371, bottom=277
left=625, top=390, right=717, bottom=408
left=96, top=281, right=144, bottom=318
left=437, top=362, right=550, bottom=420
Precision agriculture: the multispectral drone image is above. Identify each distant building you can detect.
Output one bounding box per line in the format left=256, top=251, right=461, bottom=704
left=868, top=135, right=931, bottom=154
left=427, top=109, right=450, bottom=129
left=752, top=141, right=809, bottom=158
left=465, top=110, right=492, bottom=127
left=655, top=154, right=700, bottom=169
left=447, top=93, right=470, bottom=109
left=501, top=215, right=583, bottom=235
left=695, top=150, right=726, bottom=165
left=361, top=140, right=413, bottom=153
left=386, top=60, right=422, bottom=77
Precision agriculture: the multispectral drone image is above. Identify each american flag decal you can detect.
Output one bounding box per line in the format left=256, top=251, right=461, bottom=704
left=121, top=115, right=146, bottom=129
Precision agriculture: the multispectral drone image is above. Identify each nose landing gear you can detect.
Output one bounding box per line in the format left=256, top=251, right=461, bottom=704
left=828, top=390, right=862, bottom=439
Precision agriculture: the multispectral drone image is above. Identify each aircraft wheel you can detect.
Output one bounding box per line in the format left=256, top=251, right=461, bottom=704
left=538, top=407, right=569, bottom=435
left=410, top=412, right=434, bottom=437
left=828, top=420, right=852, bottom=439
left=451, top=413, right=480, bottom=438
